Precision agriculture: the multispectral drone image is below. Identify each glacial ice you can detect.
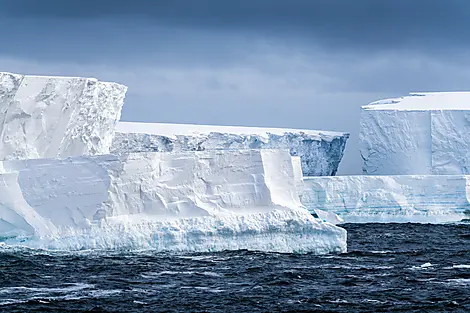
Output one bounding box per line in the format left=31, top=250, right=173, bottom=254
left=290, top=156, right=343, bottom=224
left=360, top=92, right=470, bottom=175
left=0, top=150, right=346, bottom=254
left=300, top=175, right=470, bottom=223
left=111, top=122, right=349, bottom=176
left=0, top=72, right=127, bottom=160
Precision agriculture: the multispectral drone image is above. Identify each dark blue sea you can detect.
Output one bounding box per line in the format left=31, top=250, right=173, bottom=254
left=1, top=223, right=469, bottom=312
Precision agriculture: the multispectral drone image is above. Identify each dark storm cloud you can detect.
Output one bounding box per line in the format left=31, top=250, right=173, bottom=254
left=2, top=0, right=470, bottom=49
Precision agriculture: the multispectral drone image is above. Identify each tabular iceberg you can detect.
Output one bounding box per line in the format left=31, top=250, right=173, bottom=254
left=0, top=150, right=346, bottom=254
left=360, top=92, right=470, bottom=175
left=300, top=175, right=470, bottom=223
left=0, top=72, right=127, bottom=160
left=111, top=122, right=349, bottom=176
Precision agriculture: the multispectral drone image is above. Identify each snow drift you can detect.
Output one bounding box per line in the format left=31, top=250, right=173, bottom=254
left=300, top=175, right=470, bottom=223
left=360, top=92, right=470, bottom=175
left=111, top=122, right=349, bottom=176
left=0, top=72, right=127, bottom=160
left=0, top=150, right=346, bottom=254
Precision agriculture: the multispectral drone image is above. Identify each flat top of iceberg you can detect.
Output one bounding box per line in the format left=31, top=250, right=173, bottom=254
left=0, top=72, right=122, bottom=85
left=363, top=92, right=470, bottom=111
left=116, top=122, right=348, bottom=140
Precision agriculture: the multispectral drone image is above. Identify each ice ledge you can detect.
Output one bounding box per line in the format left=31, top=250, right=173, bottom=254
left=300, top=175, right=470, bottom=224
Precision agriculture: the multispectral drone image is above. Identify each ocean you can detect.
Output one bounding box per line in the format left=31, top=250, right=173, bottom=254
left=1, top=223, right=469, bottom=312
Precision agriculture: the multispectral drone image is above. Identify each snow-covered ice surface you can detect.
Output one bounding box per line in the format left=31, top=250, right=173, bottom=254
left=111, top=122, right=349, bottom=176
left=360, top=92, right=470, bottom=175
left=301, top=175, right=470, bottom=223
left=0, top=72, right=127, bottom=160
left=0, top=150, right=346, bottom=254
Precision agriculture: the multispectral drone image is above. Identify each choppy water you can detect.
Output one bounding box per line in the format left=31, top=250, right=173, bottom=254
left=1, top=223, right=470, bottom=312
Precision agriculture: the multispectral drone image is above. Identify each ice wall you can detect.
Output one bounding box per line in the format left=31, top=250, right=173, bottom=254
left=301, top=175, right=470, bottom=223
left=111, top=122, right=349, bottom=176
left=360, top=92, right=470, bottom=175
left=0, top=72, right=127, bottom=160
left=0, top=150, right=346, bottom=254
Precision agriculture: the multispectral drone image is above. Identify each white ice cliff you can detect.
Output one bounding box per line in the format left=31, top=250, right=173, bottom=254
left=300, top=175, right=470, bottom=223
left=0, top=72, right=127, bottom=160
left=0, top=149, right=346, bottom=254
left=111, top=122, right=349, bottom=176
left=360, top=92, right=470, bottom=175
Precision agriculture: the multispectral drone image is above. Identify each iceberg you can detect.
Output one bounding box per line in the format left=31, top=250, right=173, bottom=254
left=360, top=92, right=470, bottom=175
left=0, top=72, right=127, bottom=160
left=0, top=149, right=346, bottom=254
left=300, top=175, right=469, bottom=223
left=111, top=122, right=349, bottom=176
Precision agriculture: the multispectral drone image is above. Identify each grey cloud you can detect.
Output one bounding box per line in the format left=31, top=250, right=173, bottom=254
left=0, top=18, right=263, bottom=65
left=2, top=0, right=470, bottom=50
left=0, top=0, right=468, bottom=68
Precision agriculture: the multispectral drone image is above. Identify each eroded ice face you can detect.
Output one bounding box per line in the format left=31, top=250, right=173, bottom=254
left=112, top=121, right=350, bottom=177
left=360, top=92, right=470, bottom=175
left=0, top=72, right=127, bottom=161
left=0, top=150, right=346, bottom=254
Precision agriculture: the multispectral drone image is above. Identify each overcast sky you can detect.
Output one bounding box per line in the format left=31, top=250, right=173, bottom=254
left=1, top=0, right=469, bottom=174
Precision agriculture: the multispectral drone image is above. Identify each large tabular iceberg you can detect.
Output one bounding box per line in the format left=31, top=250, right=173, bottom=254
left=0, top=72, right=127, bottom=160
left=0, top=149, right=346, bottom=254
left=300, top=175, right=470, bottom=223
left=360, top=92, right=470, bottom=175
left=111, top=122, right=349, bottom=176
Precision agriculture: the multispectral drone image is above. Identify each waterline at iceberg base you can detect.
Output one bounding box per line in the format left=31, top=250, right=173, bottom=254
left=17, top=210, right=346, bottom=254
left=0, top=150, right=346, bottom=254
